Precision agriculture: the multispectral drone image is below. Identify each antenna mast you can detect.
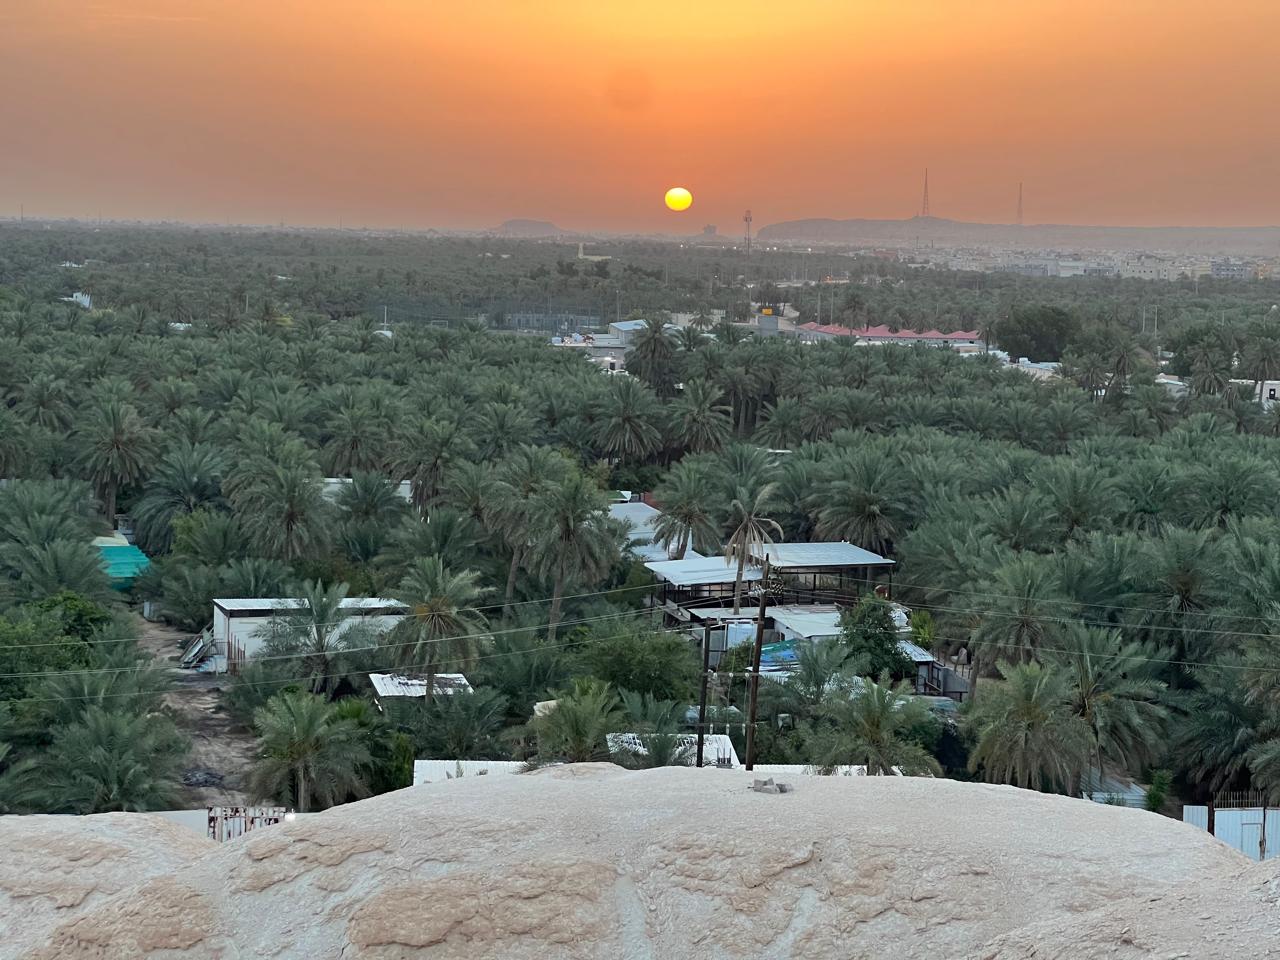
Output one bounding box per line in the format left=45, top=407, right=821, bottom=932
left=921, top=169, right=930, bottom=217
left=743, top=209, right=753, bottom=256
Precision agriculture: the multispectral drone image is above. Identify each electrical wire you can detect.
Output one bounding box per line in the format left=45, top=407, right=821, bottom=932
left=0, top=582, right=660, bottom=653
left=2, top=623, right=695, bottom=707
left=0, top=608, right=649, bottom=681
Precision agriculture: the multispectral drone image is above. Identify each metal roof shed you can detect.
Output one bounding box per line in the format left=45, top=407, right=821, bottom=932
left=645, top=556, right=763, bottom=587
left=753, top=541, right=894, bottom=570
left=369, top=673, right=474, bottom=698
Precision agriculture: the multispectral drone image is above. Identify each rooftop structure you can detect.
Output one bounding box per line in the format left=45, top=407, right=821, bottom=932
left=608, top=500, right=703, bottom=563
left=752, top=541, right=895, bottom=571
left=369, top=673, right=473, bottom=699
left=797, top=323, right=984, bottom=348
left=646, top=541, right=895, bottom=622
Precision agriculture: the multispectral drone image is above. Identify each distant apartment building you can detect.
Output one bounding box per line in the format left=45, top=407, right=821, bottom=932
left=1211, top=258, right=1257, bottom=281
left=1119, top=255, right=1178, bottom=281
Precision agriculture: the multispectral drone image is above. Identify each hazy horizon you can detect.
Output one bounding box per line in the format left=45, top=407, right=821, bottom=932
left=4, top=1, right=1280, bottom=233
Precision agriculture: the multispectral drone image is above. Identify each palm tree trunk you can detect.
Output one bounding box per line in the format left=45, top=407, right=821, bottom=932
left=297, top=765, right=309, bottom=813
left=504, top=545, right=522, bottom=614
left=732, top=550, right=746, bottom=615
left=547, top=569, right=565, bottom=643
left=102, top=478, right=117, bottom=522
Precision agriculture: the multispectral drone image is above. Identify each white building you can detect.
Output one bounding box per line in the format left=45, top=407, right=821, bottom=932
left=206, top=597, right=407, bottom=672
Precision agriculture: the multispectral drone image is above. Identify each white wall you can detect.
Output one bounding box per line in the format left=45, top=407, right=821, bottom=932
left=1183, top=806, right=1280, bottom=860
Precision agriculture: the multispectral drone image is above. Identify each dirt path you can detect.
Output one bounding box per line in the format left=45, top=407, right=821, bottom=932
left=136, top=618, right=257, bottom=808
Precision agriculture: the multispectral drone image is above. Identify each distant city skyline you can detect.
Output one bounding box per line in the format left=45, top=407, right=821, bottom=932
left=3, top=1, right=1279, bottom=232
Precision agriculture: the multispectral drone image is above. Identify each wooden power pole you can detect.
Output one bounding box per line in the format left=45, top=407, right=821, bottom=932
left=744, top=558, right=771, bottom=771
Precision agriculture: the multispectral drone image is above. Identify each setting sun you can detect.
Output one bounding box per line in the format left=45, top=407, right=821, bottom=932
left=664, top=187, right=693, bottom=212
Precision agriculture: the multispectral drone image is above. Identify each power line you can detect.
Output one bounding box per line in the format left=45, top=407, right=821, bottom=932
left=0, top=608, right=649, bottom=681
left=1, top=624, right=695, bottom=707
left=0, top=583, right=659, bottom=653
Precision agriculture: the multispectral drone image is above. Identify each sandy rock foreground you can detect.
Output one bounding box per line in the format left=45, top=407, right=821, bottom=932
left=1, top=764, right=1273, bottom=959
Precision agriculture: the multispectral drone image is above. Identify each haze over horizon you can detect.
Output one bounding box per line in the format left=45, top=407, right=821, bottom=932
left=4, top=1, right=1279, bottom=233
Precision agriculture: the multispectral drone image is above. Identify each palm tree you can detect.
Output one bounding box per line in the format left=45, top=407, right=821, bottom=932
left=533, top=679, right=622, bottom=763
left=248, top=691, right=373, bottom=812
left=1175, top=656, right=1261, bottom=807
left=391, top=417, right=475, bottom=512
left=231, top=462, right=329, bottom=561
left=0, top=409, right=31, bottom=479
left=489, top=446, right=572, bottom=611
left=333, top=471, right=406, bottom=524
left=376, top=510, right=482, bottom=581
left=321, top=404, right=388, bottom=476
left=75, top=399, right=153, bottom=519
left=264, top=580, right=356, bottom=694
left=131, top=442, right=226, bottom=553
left=1239, top=334, right=1280, bottom=403
left=651, top=460, right=720, bottom=560
left=391, top=555, right=489, bottom=685
left=474, top=402, right=537, bottom=460
left=667, top=380, right=732, bottom=454
left=1049, top=625, right=1170, bottom=788
left=5, top=540, right=114, bottom=604
left=754, top=397, right=806, bottom=450
left=591, top=376, right=663, bottom=462
left=775, top=638, right=865, bottom=719
left=1035, top=460, right=1121, bottom=541
left=1136, top=526, right=1223, bottom=670
left=530, top=475, right=616, bottom=641
left=625, top=317, right=677, bottom=396
left=413, top=688, right=510, bottom=759
left=965, top=660, right=1092, bottom=792
left=966, top=554, right=1071, bottom=693
left=723, top=482, right=782, bottom=614
left=812, top=456, right=905, bottom=555
left=805, top=676, right=941, bottom=776
left=20, top=707, right=187, bottom=813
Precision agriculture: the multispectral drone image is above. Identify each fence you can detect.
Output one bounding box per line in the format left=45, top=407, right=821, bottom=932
left=207, top=805, right=287, bottom=842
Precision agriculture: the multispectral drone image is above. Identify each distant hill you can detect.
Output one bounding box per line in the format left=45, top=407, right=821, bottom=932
left=759, top=215, right=1280, bottom=255
left=494, top=218, right=572, bottom=237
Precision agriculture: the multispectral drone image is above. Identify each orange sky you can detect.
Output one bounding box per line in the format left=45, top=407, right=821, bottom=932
left=2, top=1, right=1278, bottom=231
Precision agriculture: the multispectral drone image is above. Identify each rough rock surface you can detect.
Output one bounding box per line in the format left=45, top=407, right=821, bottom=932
left=2, top=765, right=1271, bottom=958
left=0, top=813, right=215, bottom=958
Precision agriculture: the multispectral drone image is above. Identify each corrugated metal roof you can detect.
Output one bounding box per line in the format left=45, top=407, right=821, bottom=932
left=896, top=640, right=937, bottom=664
left=369, top=673, right=472, bottom=697
left=609, top=501, right=661, bottom=540
left=754, top=541, right=894, bottom=569
left=644, top=556, right=763, bottom=587
left=767, top=605, right=842, bottom=638
left=213, top=597, right=406, bottom=612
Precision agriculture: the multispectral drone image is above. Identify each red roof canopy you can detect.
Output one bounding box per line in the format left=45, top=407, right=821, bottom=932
left=799, top=322, right=981, bottom=340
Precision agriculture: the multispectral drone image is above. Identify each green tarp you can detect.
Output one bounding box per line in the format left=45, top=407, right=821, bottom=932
left=96, top=543, right=150, bottom=588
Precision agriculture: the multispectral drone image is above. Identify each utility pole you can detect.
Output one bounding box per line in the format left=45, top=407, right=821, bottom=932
left=696, top=623, right=712, bottom=768
left=744, top=558, right=771, bottom=771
